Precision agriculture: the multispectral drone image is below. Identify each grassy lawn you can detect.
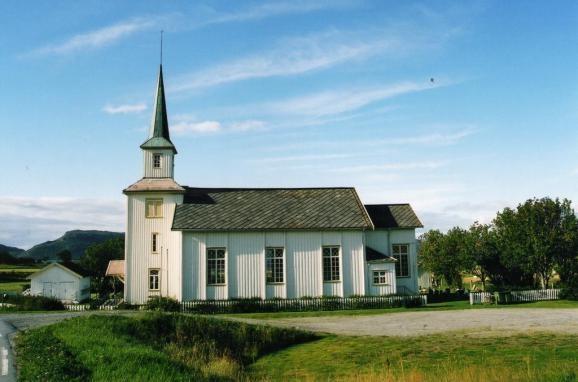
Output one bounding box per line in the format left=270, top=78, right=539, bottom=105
left=15, top=313, right=317, bottom=381
left=219, top=299, right=578, bottom=320
left=0, top=264, right=41, bottom=294
left=248, top=332, right=578, bottom=381
left=15, top=312, right=578, bottom=382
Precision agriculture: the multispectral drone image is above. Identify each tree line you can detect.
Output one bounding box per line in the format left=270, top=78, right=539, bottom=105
left=419, top=197, right=578, bottom=291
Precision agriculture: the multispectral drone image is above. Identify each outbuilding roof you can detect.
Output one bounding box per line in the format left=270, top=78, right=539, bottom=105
left=364, top=204, right=423, bottom=229
left=28, top=262, right=90, bottom=279
left=172, top=187, right=374, bottom=231
left=366, top=246, right=397, bottom=262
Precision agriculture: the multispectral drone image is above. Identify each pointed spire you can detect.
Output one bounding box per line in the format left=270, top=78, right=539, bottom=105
left=141, top=64, right=177, bottom=153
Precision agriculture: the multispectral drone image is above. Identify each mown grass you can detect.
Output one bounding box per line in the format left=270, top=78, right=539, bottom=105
left=248, top=332, right=578, bottom=381
left=221, top=299, right=578, bottom=319
left=15, top=313, right=317, bottom=381
left=0, top=264, right=40, bottom=293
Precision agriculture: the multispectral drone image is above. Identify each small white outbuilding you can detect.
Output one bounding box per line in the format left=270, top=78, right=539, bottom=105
left=28, top=263, right=90, bottom=302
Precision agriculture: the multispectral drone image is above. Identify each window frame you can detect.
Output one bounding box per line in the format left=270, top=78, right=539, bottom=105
left=322, top=246, right=341, bottom=282
left=372, top=270, right=389, bottom=285
left=151, top=233, right=159, bottom=254
left=145, top=199, right=163, bottom=218
left=392, top=244, right=410, bottom=278
left=207, top=248, right=227, bottom=285
left=152, top=153, right=162, bottom=169
left=265, top=247, right=285, bottom=284
left=148, top=269, right=160, bottom=291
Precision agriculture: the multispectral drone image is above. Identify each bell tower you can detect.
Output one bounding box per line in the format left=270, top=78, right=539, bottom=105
left=140, top=65, right=177, bottom=179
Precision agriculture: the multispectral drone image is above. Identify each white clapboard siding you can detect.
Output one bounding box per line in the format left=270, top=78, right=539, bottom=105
left=181, top=231, right=366, bottom=300
left=143, top=149, right=174, bottom=178
left=125, top=193, right=183, bottom=304
left=367, top=263, right=396, bottom=296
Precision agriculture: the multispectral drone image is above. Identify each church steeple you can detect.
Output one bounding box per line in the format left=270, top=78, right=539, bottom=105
left=140, top=65, right=177, bottom=154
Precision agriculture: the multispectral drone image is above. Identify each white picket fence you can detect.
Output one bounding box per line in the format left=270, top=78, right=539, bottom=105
left=469, top=292, right=493, bottom=305
left=470, top=288, right=561, bottom=305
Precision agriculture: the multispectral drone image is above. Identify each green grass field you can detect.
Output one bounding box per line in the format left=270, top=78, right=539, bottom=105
left=15, top=310, right=578, bottom=382
left=248, top=332, right=578, bottom=381
left=219, top=299, right=578, bottom=320
left=0, top=264, right=41, bottom=293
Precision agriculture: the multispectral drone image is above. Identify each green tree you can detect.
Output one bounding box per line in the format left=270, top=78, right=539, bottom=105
left=418, top=228, right=467, bottom=289
left=80, top=237, right=124, bottom=296
left=56, top=250, right=72, bottom=263
left=462, top=222, right=499, bottom=291
left=494, top=198, right=578, bottom=289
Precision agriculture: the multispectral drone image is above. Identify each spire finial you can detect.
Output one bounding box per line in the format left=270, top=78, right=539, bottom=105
left=160, top=30, right=163, bottom=66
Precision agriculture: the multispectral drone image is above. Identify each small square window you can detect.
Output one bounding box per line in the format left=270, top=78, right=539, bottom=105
left=373, top=270, right=389, bottom=285
left=153, top=154, right=162, bottom=168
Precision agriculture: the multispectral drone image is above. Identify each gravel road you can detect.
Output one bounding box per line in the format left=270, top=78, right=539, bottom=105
left=233, top=308, right=578, bottom=337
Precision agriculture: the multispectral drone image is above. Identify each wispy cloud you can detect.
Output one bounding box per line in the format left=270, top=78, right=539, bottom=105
left=0, top=197, right=123, bottom=249
left=253, top=153, right=357, bottom=164
left=266, top=80, right=445, bottom=117
left=26, top=18, right=157, bottom=56
left=103, top=103, right=147, bottom=115
left=332, top=160, right=448, bottom=173
left=203, top=0, right=358, bottom=25
left=171, top=31, right=406, bottom=92
left=171, top=115, right=265, bottom=135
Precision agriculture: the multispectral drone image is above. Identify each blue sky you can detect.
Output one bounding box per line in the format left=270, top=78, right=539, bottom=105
left=1, top=1, right=578, bottom=248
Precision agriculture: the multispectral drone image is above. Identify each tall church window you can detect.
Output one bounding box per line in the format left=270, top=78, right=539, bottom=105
left=265, top=247, right=284, bottom=283
left=207, top=248, right=226, bottom=285
left=152, top=233, right=159, bottom=253
left=323, top=246, right=340, bottom=282
left=153, top=154, right=162, bottom=168
left=392, top=244, right=410, bottom=277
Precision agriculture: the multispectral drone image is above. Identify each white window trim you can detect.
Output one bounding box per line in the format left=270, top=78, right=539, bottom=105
left=265, top=247, right=285, bottom=284
left=207, top=247, right=227, bottom=286
left=153, top=153, right=162, bottom=169
left=372, top=270, right=390, bottom=285
left=151, top=233, right=159, bottom=254
left=392, top=244, right=410, bottom=278
left=145, top=198, right=163, bottom=219
left=322, top=246, right=341, bottom=283
left=148, top=268, right=160, bottom=291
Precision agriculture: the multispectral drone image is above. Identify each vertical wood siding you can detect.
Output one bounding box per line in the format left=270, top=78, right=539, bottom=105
left=143, top=150, right=174, bottom=178
left=125, top=193, right=183, bottom=304
left=367, top=263, right=396, bottom=295
left=181, top=231, right=365, bottom=300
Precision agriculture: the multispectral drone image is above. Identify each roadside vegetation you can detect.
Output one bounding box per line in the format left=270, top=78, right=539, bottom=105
left=15, top=313, right=317, bottom=381
left=15, top=312, right=578, bottom=382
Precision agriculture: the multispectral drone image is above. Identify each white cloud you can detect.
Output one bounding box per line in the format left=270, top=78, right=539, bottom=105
left=254, top=153, right=357, bottom=164
left=267, top=81, right=444, bottom=117
left=27, top=18, right=157, bottom=56
left=0, top=197, right=123, bottom=249
left=204, top=0, right=358, bottom=25
left=172, top=120, right=222, bottom=134
left=103, top=103, right=147, bottom=115
left=230, top=120, right=266, bottom=132
left=171, top=116, right=266, bottom=135
left=171, top=31, right=404, bottom=92
left=332, top=161, right=448, bottom=173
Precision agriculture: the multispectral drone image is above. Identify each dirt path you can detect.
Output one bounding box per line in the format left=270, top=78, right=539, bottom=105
left=233, top=308, right=578, bottom=337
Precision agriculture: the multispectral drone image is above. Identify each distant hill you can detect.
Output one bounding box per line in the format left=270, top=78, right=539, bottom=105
left=22, top=230, right=124, bottom=261
left=0, top=244, right=25, bottom=256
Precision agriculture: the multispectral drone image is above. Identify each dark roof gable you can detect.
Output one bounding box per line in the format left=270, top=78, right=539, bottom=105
left=172, top=187, right=373, bottom=231
left=364, top=204, right=423, bottom=229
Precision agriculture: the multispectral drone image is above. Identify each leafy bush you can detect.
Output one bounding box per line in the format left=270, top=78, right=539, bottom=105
left=146, top=296, right=181, bottom=312
left=1, top=295, right=64, bottom=311
left=425, top=289, right=469, bottom=303
left=560, top=288, right=578, bottom=301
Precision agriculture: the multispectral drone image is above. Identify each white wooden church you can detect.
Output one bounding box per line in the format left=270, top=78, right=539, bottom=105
left=122, top=66, right=423, bottom=304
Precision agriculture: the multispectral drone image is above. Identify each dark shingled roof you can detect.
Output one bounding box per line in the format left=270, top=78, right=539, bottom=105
left=172, top=187, right=374, bottom=231
left=364, top=204, right=423, bottom=229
